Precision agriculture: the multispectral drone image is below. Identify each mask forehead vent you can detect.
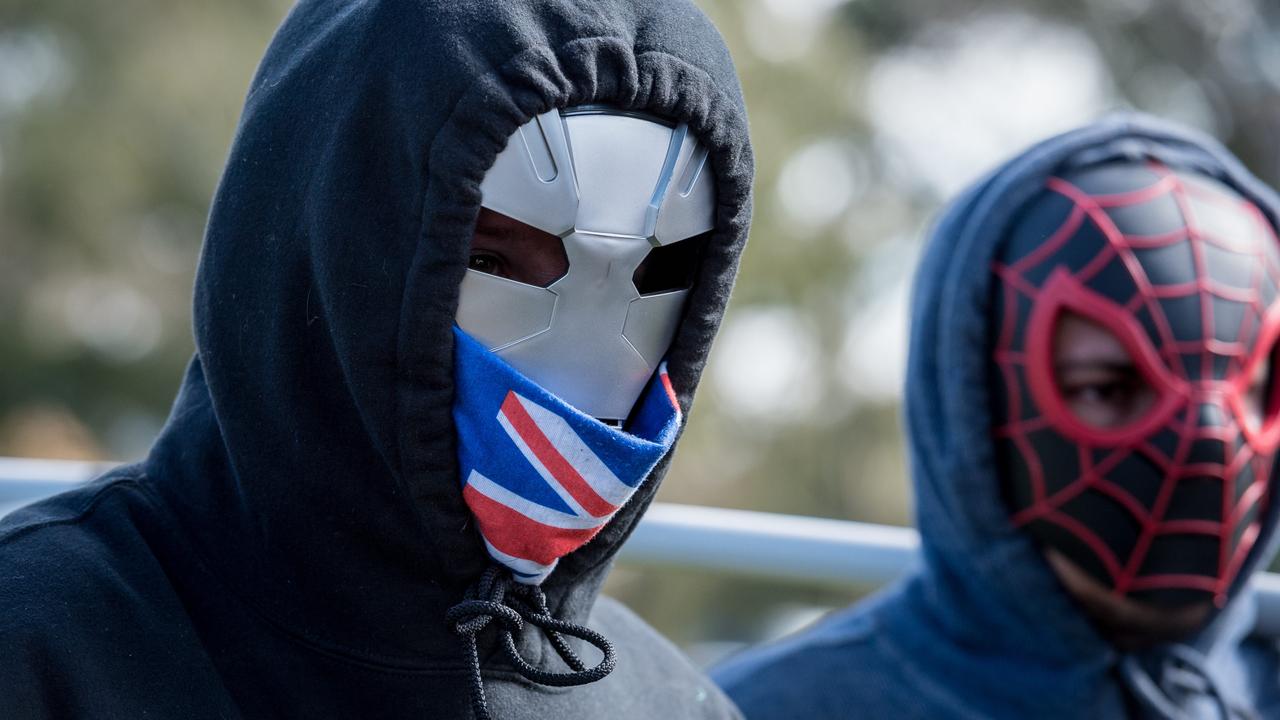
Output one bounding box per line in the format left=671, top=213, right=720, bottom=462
left=557, top=112, right=715, bottom=244
left=480, top=111, right=579, bottom=237
left=562, top=112, right=672, bottom=237
left=648, top=125, right=716, bottom=247
left=479, top=106, right=716, bottom=245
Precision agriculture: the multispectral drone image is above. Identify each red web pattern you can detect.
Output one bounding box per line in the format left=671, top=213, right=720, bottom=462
left=991, top=163, right=1280, bottom=603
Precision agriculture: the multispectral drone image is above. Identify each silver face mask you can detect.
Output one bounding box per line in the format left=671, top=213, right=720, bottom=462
left=456, top=106, right=717, bottom=420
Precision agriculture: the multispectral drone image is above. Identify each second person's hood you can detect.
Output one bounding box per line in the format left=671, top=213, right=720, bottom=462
left=896, top=113, right=1280, bottom=713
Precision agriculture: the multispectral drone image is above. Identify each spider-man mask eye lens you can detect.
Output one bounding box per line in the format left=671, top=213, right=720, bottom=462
left=1237, top=332, right=1280, bottom=447
left=1021, top=269, right=1186, bottom=448
left=1244, top=354, right=1271, bottom=429
left=1232, top=306, right=1280, bottom=451
left=1053, top=312, right=1159, bottom=430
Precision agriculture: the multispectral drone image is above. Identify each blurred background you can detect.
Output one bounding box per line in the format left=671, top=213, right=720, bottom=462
left=4, top=0, right=1280, bottom=666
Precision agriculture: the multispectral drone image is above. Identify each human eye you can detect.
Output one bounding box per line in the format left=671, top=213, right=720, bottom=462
left=468, top=252, right=505, bottom=277
left=1057, top=365, right=1153, bottom=428
left=1062, top=373, right=1133, bottom=404
left=1051, top=312, right=1159, bottom=430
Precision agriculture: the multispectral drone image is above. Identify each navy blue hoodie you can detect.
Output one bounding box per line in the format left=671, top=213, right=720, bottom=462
left=714, top=116, right=1280, bottom=719
left=0, top=1, right=753, bottom=717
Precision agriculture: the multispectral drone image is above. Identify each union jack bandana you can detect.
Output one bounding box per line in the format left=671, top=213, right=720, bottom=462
left=451, top=327, right=683, bottom=584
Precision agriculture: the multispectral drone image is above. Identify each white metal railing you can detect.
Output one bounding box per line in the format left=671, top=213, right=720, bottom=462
left=3, top=456, right=1280, bottom=635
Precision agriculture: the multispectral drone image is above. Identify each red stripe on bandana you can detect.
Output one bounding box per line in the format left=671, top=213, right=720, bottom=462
left=499, top=393, right=617, bottom=518
left=463, top=484, right=602, bottom=565
left=659, top=367, right=681, bottom=417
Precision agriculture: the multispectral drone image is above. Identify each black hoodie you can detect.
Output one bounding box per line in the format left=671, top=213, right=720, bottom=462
left=0, top=1, right=753, bottom=717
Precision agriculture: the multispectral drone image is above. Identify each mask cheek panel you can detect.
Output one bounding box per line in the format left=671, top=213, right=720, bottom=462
left=495, top=331, right=653, bottom=420
left=456, top=270, right=557, bottom=350
left=623, top=291, right=689, bottom=367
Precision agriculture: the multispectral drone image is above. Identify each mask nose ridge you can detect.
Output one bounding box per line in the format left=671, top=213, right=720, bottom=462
left=1185, top=397, right=1236, bottom=469
left=1197, top=399, right=1227, bottom=429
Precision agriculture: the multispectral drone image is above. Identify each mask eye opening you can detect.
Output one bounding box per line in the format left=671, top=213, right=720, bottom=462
left=1245, top=334, right=1280, bottom=436
left=1264, top=344, right=1280, bottom=427
left=632, top=231, right=710, bottom=296
left=469, top=207, right=570, bottom=288
left=1050, top=310, right=1162, bottom=432
left=1233, top=303, right=1280, bottom=449
left=1024, top=268, right=1188, bottom=447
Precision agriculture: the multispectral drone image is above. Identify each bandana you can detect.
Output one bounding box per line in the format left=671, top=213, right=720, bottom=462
left=451, top=327, right=682, bottom=584
left=992, top=160, right=1280, bottom=607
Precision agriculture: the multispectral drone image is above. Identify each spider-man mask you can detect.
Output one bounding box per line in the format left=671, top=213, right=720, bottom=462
left=992, top=160, right=1280, bottom=608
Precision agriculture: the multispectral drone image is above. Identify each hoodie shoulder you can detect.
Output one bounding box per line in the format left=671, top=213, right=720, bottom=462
left=0, top=474, right=234, bottom=718
left=0, top=472, right=178, bottom=652
left=711, top=600, right=945, bottom=720
left=0, top=471, right=155, bottom=612
left=590, top=595, right=740, bottom=717
left=485, top=594, right=741, bottom=719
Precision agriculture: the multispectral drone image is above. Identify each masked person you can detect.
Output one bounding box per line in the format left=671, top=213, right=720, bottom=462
left=0, top=1, right=753, bottom=718
left=714, top=115, right=1280, bottom=719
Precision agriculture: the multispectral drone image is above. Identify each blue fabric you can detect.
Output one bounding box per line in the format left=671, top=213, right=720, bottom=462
left=452, top=327, right=680, bottom=583
left=714, top=114, right=1280, bottom=719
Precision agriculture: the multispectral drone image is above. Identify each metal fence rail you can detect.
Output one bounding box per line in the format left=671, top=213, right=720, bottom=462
left=4, top=456, right=1280, bottom=635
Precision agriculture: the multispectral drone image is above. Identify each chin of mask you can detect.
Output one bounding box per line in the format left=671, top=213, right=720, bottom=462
left=991, top=160, right=1280, bottom=608
left=451, top=106, right=715, bottom=582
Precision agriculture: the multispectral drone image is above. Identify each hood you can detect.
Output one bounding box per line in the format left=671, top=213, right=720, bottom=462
left=900, top=113, right=1280, bottom=677
left=144, top=0, right=752, bottom=666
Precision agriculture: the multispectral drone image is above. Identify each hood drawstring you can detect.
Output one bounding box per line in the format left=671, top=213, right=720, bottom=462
left=447, top=566, right=617, bottom=720
left=1119, top=645, right=1257, bottom=720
